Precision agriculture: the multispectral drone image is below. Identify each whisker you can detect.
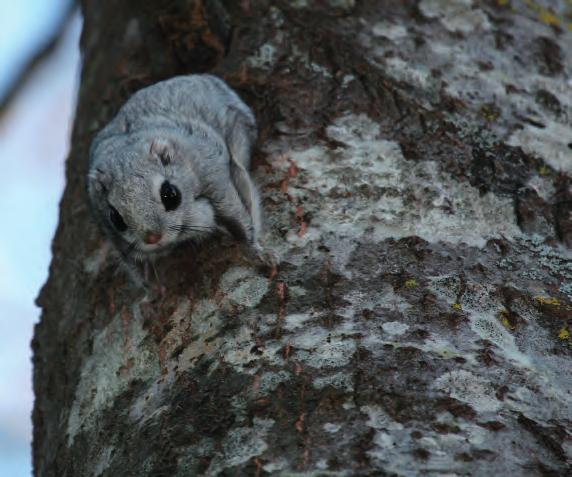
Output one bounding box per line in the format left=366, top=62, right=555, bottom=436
left=168, top=224, right=214, bottom=232
left=132, top=251, right=146, bottom=263
left=121, top=239, right=149, bottom=264
left=150, top=261, right=161, bottom=284
left=170, top=223, right=213, bottom=229
left=112, top=255, right=124, bottom=276
left=123, top=239, right=138, bottom=257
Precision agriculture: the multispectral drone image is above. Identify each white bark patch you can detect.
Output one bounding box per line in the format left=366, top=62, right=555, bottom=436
left=362, top=402, right=501, bottom=474
left=384, top=57, right=433, bottom=89
left=361, top=405, right=404, bottom=431
left=362, top=333, right=469, bottom=364
left=291, top=326, right=357, bottom=368
left=262, top=459, right=289, bottom=473
left=341, top=74, right=355, bottom=87
left=129, top=298, right=223, bottom=423
left=205, top=418, right=275, bottom=476
left=323, top=422, right=342, bottom=433
left=92, top=445, right=114, bottom=477
left=381, top=321, right=410, bottom=336
left=526, top=174, right=556, bottom=202
left=246, top=42, right=277, bottom=69
left=289, top=43, right=332, bottom=78
left=445, top=56, right=572, bottom=173
left=508, top=121, right=572, bottom=173
left=257, top=370, right=292, bottom=396
left=419, top=0, right=491, bottom=33
left=371, top=22, right=408, bottom=41
left=430, top=275, right=534, bottom=367
left=433, top=370, right=501, bottom=413
left=218, top=266, right=269, bottom=308
left=273, top=113, right=520, bottom=248
left=313, top=371, right=353, bottom=392
left=343, top=285, right=411, bottom=315
left=221, top=325, right=262, bottom=368
left=67, top=304, right=160, bottom=445
left=284, top=312, right=314, bottom=331
left=360, top=1, right=572, bottom=179
left=176, top=299, right=222, bottom=369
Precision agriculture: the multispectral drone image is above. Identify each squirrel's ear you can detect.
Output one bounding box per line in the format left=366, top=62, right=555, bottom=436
left=88, top=167, right=109, bottom=193
left=150, top=138, right=174, bottom=165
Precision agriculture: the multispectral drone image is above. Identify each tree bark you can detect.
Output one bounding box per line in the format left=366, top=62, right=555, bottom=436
left=33, top=1, right=572, bottom=475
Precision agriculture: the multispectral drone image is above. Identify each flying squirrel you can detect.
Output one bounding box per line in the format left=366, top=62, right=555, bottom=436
left=87, top=74, right=276, bottom=289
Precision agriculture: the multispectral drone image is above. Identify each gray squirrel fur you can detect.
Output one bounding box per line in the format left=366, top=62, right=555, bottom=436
left=87, top=74, right=273, bottom=287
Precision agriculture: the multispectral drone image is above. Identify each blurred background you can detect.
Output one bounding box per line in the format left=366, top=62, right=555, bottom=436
left=0, top=1, right=81, bottom=475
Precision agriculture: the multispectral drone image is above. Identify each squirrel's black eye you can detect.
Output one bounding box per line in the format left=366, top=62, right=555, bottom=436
left=109, top=205, right=127, bottom=232
left=160, top=181, right=181, bottom=211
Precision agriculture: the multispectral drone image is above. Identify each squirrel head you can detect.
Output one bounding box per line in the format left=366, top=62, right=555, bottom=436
left=87, top=129, right=219, bottom=259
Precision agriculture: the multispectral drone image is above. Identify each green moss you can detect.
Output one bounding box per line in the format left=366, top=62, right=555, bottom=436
left=405, top=278, right=418, bottom=289
left=497, top=309, right=514, bottom=330
left=480, top=104, right=500, bottom=122
left=535, top=296, right=560, bottom=306
left=538, top=165, right=549, bottom=176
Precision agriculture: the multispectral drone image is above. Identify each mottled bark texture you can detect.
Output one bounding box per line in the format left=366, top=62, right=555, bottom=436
left=33, top=1, right=572, bottom=475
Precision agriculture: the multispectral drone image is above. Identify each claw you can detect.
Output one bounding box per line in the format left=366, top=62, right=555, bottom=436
left=252, top=242, right=280, bottom=268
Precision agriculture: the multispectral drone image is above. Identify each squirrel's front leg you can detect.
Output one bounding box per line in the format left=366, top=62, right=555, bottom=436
left=212, top=185, right=278, bottom=268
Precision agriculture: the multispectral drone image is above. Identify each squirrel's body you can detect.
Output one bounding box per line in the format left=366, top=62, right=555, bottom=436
left=88, top=74, right=268, bottom=286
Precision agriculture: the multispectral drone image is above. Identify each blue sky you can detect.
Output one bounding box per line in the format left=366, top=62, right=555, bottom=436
left=0, top=1, right=80, bottom=475
left=0, top=0, right=70, bottom=97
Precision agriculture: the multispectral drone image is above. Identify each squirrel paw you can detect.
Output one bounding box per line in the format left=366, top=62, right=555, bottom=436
left=251, top=242, right=280, bottom=268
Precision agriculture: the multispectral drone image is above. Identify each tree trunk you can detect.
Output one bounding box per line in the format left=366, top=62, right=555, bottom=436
left=33, top=1, right=572, bottom=475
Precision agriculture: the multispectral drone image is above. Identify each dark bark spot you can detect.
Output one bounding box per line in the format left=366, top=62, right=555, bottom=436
left=535, top=89, right=564, bottom=118
left=478, top=421, right=506, bottom=431
left=518, top=413, right=568, bottom=462
left=412, top=448, right=430, bottom=460
left=470, top=144, right=541, bottom=194
left=516, top=188, right=555, bottom=236
left=533, top=37, right=563, bottom=77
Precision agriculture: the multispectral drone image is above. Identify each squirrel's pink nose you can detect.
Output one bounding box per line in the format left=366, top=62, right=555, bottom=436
left=144, top=232, right=162, bottom=244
